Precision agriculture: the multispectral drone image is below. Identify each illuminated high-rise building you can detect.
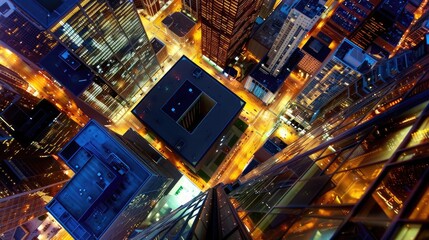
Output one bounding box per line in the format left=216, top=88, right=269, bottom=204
left=294, top=38, right=377, bottom=123
left=247, top=2, right=291, bottom=61
left=46, top=120, right=175, bottom=240
left=315, top=0, right=382, bottom=44
left=314, top=36, right=429, bottom=126
left=259, top=0, right=277, bottom=19
left=402, top=12, right=429, bottom=49
left=349, top=0, right=418, bottom=56
left=200, top=0, right=262, bottom=68
left=0, top=80, right=80, bottom=240
left=129, top=186, right=252, bottom=239
left=0, top=155, right=70, bottom=238
left=0, top=0, right=159, bottom=123
left=297, top=36, right=331, bottom=76
left=134, top=36, right=429, bottom=240
left=182, top=0, right=199, bottom=21
left=263, top=0, right=325, bottom=76
left=0, top=99, right=81, bottom=159
left=0, top=66, right=39, bottom=113
left=0, top=1, right=57, bottom=65
left=134, top=0, right=164, bottom=17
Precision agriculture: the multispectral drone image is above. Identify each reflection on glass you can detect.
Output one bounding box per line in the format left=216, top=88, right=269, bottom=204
left=408, top=116, right=429, bottom=147
left=338, top=221, right=390, bottom=239
left=325, top=147, right=355, bottom=175
left=250, top=212, right=298, bottom=240
left=315, top=154, right=337, bottom=173
left=303, top=207, right=351, bottom=218
left=357, top=162, right=429, bottom=219
left=281, top=217, right=342, bottom=239
left=313, top=163, right=383, bottom=205
left=409, top=187, right=429, bottom=220
left=396, top=143, right=429, bottom=162
left=393, top=224, right=429, bottom=240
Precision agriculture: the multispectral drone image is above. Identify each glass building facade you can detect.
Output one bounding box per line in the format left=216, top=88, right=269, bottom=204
left=0, top=0, right=58, bottom=64
left=313, top=0, right=380, bottom=44
left=46, top=0, right=159, bottom=122
left=294, top=38, right=377, bottom=123
left=130, top=186, right=252, bottom=240
left=1, top=0, right=159, bottom=122
left=312, top=39, right=429, bottom=127
left=182, top=0, right=199, bottom=21
left=0, top=81, right=80, bottom=238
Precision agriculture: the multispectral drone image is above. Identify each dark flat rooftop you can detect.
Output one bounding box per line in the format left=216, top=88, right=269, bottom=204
left=162, top=12, right=195, bottom=37
left=295, top=0, right=325, bottom=19
left=250, top=60, right=292, bottom=93
left=40, top=45, right=93, bottom=96
left=132, top=56, right=245, bottom=166
left=302, top=36, right=331, bottom=62
left=252, top=3, right=290, bottom=48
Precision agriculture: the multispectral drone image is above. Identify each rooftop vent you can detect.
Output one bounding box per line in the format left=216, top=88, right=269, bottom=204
left=193, top=68, right=202, bottom=79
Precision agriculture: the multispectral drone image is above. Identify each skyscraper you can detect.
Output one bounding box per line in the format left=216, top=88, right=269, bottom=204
left=294, top=38, right=377, bottom=123
left=134, top=0, right=164, bottom=17
left=0, top=84, right=80, bottom=238
left=0, top=99, right=81, bottom=159
left=312, top=37, right=429, bottom=126
left=259, top=0, right=277, bottom=19
left=46, top=120, right=174, bottom=240
left=297, top=36, right=331, bottom=76
left=402, top=12, right=429, bottom=49
left=229, top=37, right=429, bottom=239
left=0, top=1, right=57, bottom=65
left=130, top=185, right=252, bottom=239
left=0, top=70, right=75, bottom=237
left=0, top=65, right=81, bottom=161
left=349, top=0, right=418, bottom=56
left=246, top=2, right=290, bottom=61
left=134, top=35, right=429, bottom=240
left=244, top=48, right=304, bottom=104
left=0, top=155, right=70, bottom=237
left=182, top=0, right=199, bottom=21
left=0, top=0, right=160, bottom=123
left=133, top=56, right=245, bottom=179
left=200, top=0, right=262, bottom=68
left=314, top=0, right=381, bottom=44
left=263, top=0, right=325, bottom=76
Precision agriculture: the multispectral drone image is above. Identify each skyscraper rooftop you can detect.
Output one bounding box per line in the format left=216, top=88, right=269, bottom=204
left=47, top=120, right=172, bottom=239
left=133, top=56, right=245, bottom=167
left=295, top=0, right=326, bottom=18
